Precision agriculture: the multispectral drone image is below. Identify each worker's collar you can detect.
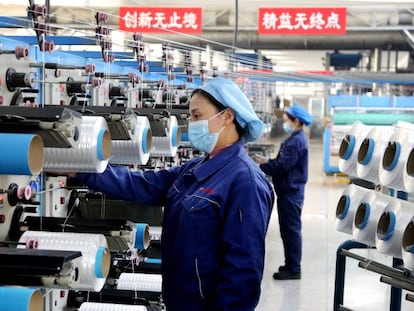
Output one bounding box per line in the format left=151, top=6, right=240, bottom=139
left=193, top=140, right=244, bottom=181
left=291, top=128, right=304, bottom=135
left=209, top=143, right=233, bottom=158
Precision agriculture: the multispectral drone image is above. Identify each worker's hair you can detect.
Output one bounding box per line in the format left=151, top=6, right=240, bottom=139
left=285, top=111, right=303, bottom=126
left=191, top=89, right=245, bottom=138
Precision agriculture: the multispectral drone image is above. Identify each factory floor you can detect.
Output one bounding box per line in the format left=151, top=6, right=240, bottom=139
left=255, top=136, right=412, bottom=311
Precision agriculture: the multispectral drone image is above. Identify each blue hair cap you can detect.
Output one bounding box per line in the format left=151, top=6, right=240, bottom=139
left=286, top=105, right=312, bottom=126
left=197, top=77, right=263, bottom=142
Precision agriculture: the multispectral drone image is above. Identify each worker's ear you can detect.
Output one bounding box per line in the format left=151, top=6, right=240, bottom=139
left=294, top=118, right=303, bottom=128
left=222, top=108, right=235, bottom=125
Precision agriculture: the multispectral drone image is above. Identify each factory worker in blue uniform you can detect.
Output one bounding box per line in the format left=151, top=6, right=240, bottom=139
left=74, top=77, right=274, bottom=311
left=255, top=105, right=312, bottom=280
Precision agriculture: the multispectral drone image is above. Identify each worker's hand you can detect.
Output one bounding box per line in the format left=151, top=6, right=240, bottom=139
left=254, top=154, right=268, bottom=164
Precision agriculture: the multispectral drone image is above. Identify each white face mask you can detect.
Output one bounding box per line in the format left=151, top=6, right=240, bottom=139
left=188, top=110, right=226, bottom=153
left=283, top=122, right=294, bottom=134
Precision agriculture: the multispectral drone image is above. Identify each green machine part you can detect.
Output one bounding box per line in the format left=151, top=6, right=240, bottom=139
left=333, top=113, right=414, bottom=125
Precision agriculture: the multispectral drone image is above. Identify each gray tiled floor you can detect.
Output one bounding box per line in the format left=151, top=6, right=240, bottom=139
left=255, top=138, right=413, bottom=311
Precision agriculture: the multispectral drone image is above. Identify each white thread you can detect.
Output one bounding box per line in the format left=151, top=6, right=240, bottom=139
left=79, top=302, right=148, bottom=311
left=117, top=273, right=162, bottom=292
left=43, top=116, right=111, bottom=173
left=338, top=121, right=370, bottom=178
left=402, top=216, right=414, bottom=271
left=335, top=184, right=367, bottom=235
left=352, top=190, right=392, bottom=246
left=110, top=115, right=152, bottom=165
left=356, top=126, right=395, bottom=184
left=151, top=115, right=180, bottom=156
left=18, top=231, right=110, bottom=291
left=379, top=122, right=414, bottom=191
left=375, top=198, right=414, bottom=258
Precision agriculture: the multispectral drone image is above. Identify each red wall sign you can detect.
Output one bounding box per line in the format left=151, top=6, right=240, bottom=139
left=119, top=7, right=202, bottom=33
left=258, top=7, right=347, bottom=35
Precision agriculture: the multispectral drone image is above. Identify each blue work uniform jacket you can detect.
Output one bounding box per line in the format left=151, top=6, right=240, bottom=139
left=259, top=129, right=308, bottom=195
left=76, top=140, right=274, bottom=311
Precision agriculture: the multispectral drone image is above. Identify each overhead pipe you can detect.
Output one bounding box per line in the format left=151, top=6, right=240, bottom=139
left=142, top=31, right=413, bottom=51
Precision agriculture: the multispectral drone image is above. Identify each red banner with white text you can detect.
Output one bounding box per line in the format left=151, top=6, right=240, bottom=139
left=119, top=7, right=202, bottom=33
left=258, top=7, right=347, bottom=35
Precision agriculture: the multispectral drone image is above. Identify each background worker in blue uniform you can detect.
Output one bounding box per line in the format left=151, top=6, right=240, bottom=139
left=73, top=77, right=274, bottom=310
left=255, top=105, right=312, bottom=280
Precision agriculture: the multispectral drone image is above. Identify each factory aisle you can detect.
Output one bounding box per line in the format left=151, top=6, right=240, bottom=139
left=255, top=137, right=411, bottom=311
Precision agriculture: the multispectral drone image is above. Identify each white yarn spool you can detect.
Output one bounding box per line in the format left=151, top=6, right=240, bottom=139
left=117, top=273, right=162, bottom=292
left=375, top=199, right=414, bottom=258
left=402, top=217, right=414, bottom=271
left=356, top=126, right=395, bottom=185
left=379, top=122, right=414, bottom=191
left=403, top=139, right=414, bottom=192
left=79, top=302, right=148, bottom=311
left=110, top=116, right=152, bottom=165
left=151, top=115, right=181, bottom=157
left=335, top=184, right=368, bottom=235
left=43, top=116, right=111, bottom=173
left=352, top=190, right=391, bottom=246
left=18, top=231, right=110, bottom=291
left=338, top=121, right=370, bottom=178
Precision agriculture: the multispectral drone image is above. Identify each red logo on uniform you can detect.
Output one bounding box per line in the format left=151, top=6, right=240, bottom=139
left=199, top=187, right=214, bottom=194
